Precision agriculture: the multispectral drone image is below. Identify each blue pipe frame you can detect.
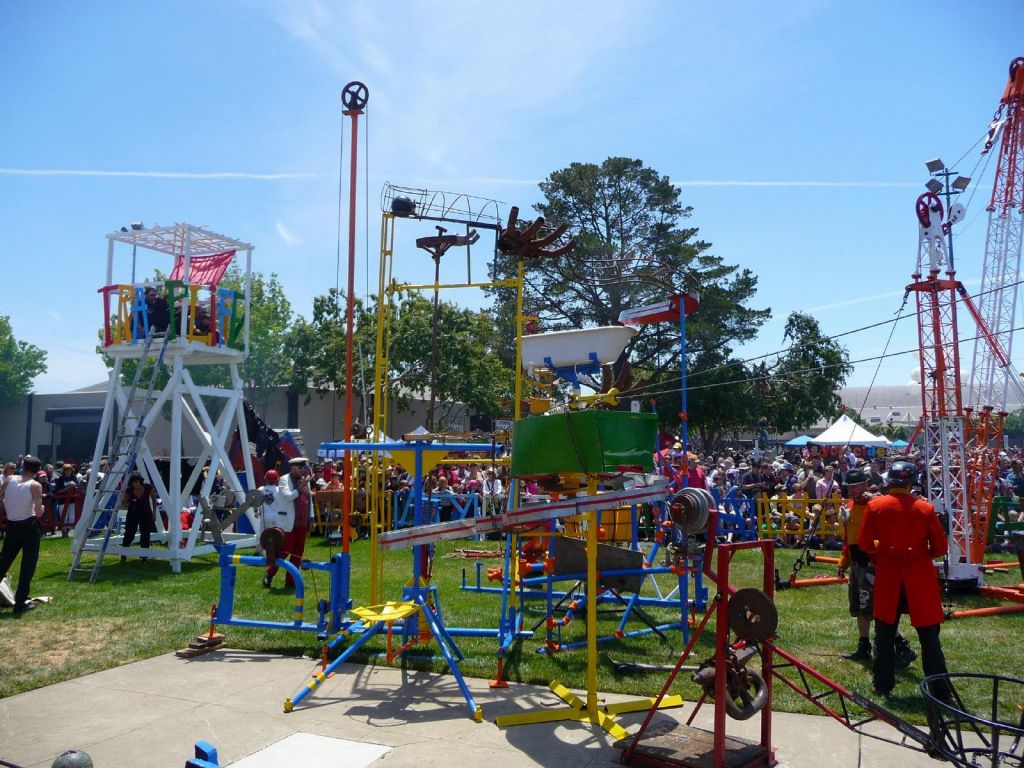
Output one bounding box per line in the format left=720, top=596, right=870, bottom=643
left=460, top=499, right=708, bottom=654
left=291, top=438, right=510, bottom=720
left=213, top=543, right=353, bottom=636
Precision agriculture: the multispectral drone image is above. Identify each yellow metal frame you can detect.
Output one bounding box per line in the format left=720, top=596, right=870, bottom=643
left=367, top=211, right=526, bottom=606
left=495, top=478, right=683, bottom=736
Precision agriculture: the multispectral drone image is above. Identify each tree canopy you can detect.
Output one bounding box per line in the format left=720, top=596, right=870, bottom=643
left=0, top=315, right=47, bottom=404
left=291, top=289, right=514, bottom=429
left=492, top=157, right=774, bottom=445
left=759, top=312, right=853, bottom=434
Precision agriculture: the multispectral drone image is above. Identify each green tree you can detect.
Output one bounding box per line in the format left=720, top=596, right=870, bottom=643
left=285, top=289, right=375, bottom=413
left=0, top=315, right=47, bottom=404
left=228, top=268, right=294, bottom=413
left=291, top=289, right=515, bottom=427
left=680, top=353, right=753, bottom=451
left=491, top=157, right=770, bottom=444
left=1002, top=408, right=1024, bottom=443
left=761, top=312, right=852, bottom=433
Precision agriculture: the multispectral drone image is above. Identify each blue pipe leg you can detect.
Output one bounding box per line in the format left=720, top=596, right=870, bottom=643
left=285, top=620, right=386, bottom=711
left=415, top=595, right=481, bottom=721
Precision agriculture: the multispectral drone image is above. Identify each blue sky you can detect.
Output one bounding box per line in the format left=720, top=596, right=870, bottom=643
left=2, top=0, right=1022, bottom=397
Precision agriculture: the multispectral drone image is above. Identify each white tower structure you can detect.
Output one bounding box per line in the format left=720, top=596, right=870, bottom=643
left=70, top=223, right=259, bottom=577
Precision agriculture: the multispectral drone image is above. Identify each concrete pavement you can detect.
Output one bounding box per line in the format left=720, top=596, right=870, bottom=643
left=0, top=649, right=945, bottom=768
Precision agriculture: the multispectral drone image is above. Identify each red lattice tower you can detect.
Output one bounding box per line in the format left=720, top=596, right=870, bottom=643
left=969, top=57, right=1024, bottom=412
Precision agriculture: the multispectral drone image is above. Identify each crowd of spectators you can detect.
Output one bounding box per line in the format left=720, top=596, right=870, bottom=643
left=655, top=441, right=1024, bottom=550
left=5, top=442, right=1023, bottom=550
left=305, top=457, right=510, bottom=526
left=1, top=456, right=109, bottom=537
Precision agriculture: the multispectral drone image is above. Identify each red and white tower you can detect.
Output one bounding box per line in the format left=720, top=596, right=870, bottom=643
left=969, top=57, right=1024, bottom=412
left=907, top=193, right=978, bottom=584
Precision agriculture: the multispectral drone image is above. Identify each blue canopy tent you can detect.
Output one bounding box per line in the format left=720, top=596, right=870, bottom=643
left=783, top=434, right=813, bottom=447
left=889, top=438, right=909, bottom=448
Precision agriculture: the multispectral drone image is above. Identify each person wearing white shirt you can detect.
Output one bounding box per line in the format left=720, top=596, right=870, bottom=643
left=0, top=456, right=45, bottom=614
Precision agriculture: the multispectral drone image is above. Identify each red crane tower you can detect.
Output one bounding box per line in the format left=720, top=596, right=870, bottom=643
left=968, top=57, right=1024, bottom=412
left=908, top=58, right=1024, bottom=588
left=908, top=191, right=1010, bottom=588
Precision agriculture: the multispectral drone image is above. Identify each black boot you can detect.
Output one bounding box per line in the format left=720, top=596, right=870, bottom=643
left=894, top=634, right=917, bottom=669
left=842, top=637, right=872, bottom=661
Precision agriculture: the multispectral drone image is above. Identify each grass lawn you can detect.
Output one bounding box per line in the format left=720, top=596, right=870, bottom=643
left=2, top=533, right=1021, bottom=726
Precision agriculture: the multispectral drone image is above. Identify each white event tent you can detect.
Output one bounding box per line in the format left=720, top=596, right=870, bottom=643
left=810, top=414, right=889, bottom=456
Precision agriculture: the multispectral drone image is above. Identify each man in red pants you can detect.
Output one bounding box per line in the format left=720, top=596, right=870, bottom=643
left=262, top=458, right=311, bottom=589
left=858, top=460, right=950, bottom=699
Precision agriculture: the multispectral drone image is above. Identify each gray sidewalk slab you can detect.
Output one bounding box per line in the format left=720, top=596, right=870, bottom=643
left=0, top=649, right=944, bottom=768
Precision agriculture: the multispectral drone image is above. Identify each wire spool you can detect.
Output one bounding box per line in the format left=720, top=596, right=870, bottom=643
left=670, top=487, right=713, bottom=534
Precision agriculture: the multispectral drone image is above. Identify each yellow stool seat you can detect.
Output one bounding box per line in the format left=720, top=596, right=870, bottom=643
left=350, top=601, right=420, bottom=624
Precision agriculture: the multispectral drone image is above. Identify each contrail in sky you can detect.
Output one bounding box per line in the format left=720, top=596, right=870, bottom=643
left=0, top=167, right=920, bottom=188
left=0, top=168, right=326, bottom=179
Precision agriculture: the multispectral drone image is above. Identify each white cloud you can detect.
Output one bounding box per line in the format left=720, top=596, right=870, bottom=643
left=276, top=221, right=301, bottom=245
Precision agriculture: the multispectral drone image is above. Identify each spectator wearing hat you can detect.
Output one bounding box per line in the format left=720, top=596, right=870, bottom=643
left=263, top=458, right=311, bottom=589
left=776, top=464, right=797, bottom=496
left=0, top=456, right=45, bottom=613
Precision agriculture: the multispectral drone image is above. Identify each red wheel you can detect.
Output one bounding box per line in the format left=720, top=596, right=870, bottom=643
left=916, top=193, right=943, bottom=228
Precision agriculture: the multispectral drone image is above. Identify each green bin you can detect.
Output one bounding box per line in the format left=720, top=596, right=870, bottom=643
left=511, top=410, right=657, bottom=478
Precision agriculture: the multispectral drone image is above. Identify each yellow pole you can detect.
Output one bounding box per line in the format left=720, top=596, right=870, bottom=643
left=370, top=212, right=394, bottom=605
left=586, top=475, right=599, bottom=714
left=514, top=259, right=524, bottom=423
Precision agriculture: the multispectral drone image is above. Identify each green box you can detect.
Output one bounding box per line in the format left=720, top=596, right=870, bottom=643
left=511, top=410, right=657, bottom=478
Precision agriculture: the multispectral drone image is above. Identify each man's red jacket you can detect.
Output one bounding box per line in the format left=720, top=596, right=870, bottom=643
left=858, top=487, right=947, bottom=627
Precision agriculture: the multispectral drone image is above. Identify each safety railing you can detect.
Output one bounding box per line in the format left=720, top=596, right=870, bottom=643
left=755, top=492, right=845, bottom=545
left=99, top=280, right=246, bottom=350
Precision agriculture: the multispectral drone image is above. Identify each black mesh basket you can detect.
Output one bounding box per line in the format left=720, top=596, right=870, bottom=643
left=921, top=673, right=1024, bottom=767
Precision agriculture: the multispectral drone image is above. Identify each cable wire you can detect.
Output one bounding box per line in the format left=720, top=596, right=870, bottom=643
left=677, top=276, right=1024, bottom=383
left=629, top=319, right=1024, bottom=400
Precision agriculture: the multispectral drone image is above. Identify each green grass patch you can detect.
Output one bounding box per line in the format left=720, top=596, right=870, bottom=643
left=2, top=534, right=1020, bottom=726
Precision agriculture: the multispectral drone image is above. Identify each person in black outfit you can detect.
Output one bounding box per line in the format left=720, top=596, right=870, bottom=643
left=121, top=473, right=157, bottom=561
left=144, top=286, right=170, bottom=334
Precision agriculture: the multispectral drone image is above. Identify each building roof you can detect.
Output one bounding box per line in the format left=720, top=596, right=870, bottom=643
left=836, top=384, right=1024, bottom=430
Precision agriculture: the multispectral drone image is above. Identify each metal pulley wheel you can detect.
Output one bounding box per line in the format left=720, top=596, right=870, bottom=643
left=342, top=81, right=369, bottom=111
left=728, top=587, right=778, bottom=642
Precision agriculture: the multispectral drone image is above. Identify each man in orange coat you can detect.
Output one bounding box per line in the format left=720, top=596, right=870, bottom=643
left=858, top=460, right=950, bottom=698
